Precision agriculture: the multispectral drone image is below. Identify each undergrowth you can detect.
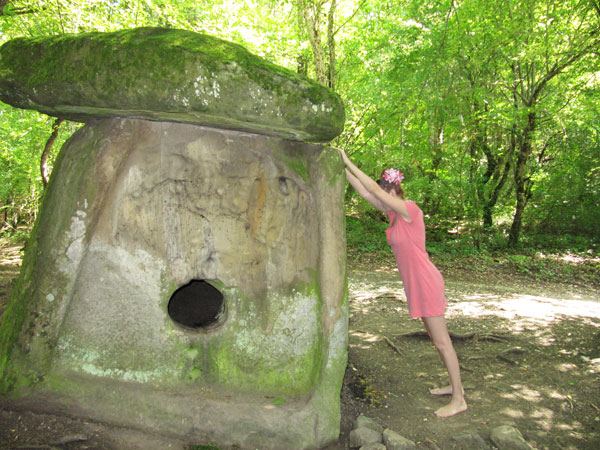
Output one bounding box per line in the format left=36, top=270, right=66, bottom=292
left=346, top=215, right=600, bottom=288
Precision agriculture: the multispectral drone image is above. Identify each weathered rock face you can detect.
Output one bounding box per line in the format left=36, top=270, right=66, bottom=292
left=1, top=118, right=348, bottom=448
left=0, top=27, right=348, bottom=449
left=0, top=27, right=345, bottom=142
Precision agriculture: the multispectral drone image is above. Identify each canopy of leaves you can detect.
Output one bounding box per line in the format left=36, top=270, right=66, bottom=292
left=0, top=0, right=598, bottom=249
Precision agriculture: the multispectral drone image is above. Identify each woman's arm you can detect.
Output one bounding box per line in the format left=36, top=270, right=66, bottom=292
left=345, top=169, right=386, bottom=213
left=338, top=148, right=411, bottom=221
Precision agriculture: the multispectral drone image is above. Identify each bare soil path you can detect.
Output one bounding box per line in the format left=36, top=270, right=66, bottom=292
left=1, top=239, right=599, bottom=449
left=334, top=268, right=600, bottom=449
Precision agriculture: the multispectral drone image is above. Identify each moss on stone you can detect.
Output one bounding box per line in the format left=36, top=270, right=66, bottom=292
left=0, top=27, right=345, bottom=142
left=316, top=145, right=345, bottom=186
left=0, top=214, right=43, bottom=394
left=198, top=281, right=322, bottom=396
left=273, top=147, right=309, bottom=183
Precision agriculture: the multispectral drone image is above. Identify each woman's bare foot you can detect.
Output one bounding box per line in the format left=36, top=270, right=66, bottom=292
left=430, top=385, right=465, bottom=396
left=435, top=398, right=468, bottom=418
left=430, top=385, right=453, bottom=395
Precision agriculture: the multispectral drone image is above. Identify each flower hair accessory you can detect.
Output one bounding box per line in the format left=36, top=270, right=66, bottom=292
left=382, top=168, right=404, bottom=185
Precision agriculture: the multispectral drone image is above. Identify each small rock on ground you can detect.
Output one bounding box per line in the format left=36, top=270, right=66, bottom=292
left=490, top=425, right=534, bottom=450
left=359, top=443, right=387, bottom=450
left=349, top=427, right=383, bottom=448
left=355, top=414, right=384, bottom=433
left=452, top=432, right=490, bottom=450
left=382, top=428, right=417, bottom=450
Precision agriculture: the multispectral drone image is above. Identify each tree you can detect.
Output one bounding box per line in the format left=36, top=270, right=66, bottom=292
left=339, top=0, right=599, bottom=245
left=501, top=0, right=600, bottom=245
left=296, top=0, right=339, bottom=88
left=0, top=0, right=598, bottom=247
left=0, top=0, right=36, bottom=16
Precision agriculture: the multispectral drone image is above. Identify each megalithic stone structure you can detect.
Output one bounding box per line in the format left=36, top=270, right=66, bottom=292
left=0, top=27, right=347, bottom=449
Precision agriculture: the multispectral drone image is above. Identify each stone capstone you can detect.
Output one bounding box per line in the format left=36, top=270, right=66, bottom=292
left=0, top=27, right=345, bottom=142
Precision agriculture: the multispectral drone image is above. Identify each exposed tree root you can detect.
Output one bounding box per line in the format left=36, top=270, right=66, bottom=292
left=395, top=330, right=510, bottom=343
left=382, top=336, right=403, bottom=355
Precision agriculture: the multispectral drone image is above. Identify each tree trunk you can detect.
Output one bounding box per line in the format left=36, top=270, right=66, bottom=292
left=508, top=111, right=536, bottom=247
left=327, top=0, right=336, bottom=89
left=40, top=118, right=64, bottom=188
left=298, top=0, right=327, bottom=85
left=482, top=158, right=510, bottom=228
left=297, top=0, right=337, bottom=88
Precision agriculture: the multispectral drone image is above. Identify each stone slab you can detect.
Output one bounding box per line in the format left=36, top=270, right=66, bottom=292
left=0, top=27, right=345, bottom=142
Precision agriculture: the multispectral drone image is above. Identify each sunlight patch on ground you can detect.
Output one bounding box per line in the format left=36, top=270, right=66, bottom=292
left=348, top=278, right=406, bottom=316
left=556, top=421, right=584, bottom=431
left=546, top=252, right=600, bottom=266
left=496, top=383, right=585, bottom=436
left=530, top=407, right=554, bottom=431
left=350, top=330, right=380, bottom=343
left=448, top=292, right=600, bottom=328
left=501, top=407, right=525, bottom=418
left=0, top=255, right=21, bottom=265
left=0, top=244, right=22, bottom=266
left=350, top=285, right=403, bottom=303
left=510, top=384, right=542, bottom=402
left=555, top=363, right=579, bottom=373
left=483, top=372, right=505, bottom=380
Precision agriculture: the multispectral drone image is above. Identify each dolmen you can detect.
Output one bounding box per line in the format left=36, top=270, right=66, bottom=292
left=0, top=27, right=348, bottom=449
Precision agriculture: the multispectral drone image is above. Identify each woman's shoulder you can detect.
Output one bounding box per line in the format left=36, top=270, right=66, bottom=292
left=405, top=200, right=424, bottom=218
left=405, top=200, right=420, bottom=210
left=386, top=201, right=420, bottom=216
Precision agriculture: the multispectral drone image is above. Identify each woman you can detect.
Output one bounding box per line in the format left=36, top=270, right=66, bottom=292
left=339, top=148, right=467, bottom=418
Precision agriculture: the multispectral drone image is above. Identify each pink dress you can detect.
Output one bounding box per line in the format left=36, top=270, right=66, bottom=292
left=386, top=201, right=447, bottom=318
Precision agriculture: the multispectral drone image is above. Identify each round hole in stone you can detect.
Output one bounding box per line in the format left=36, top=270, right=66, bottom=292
left=167, top=280, right=224, bottom=330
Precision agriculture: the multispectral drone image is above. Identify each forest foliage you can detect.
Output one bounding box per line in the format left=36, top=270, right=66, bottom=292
left=0, top=0, right=599, bottom=253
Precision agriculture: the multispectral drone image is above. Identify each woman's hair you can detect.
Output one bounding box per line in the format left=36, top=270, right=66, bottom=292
left=377, top=169, right=405, bottom=198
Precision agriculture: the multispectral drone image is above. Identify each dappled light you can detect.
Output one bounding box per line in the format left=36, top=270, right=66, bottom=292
left=530, top=407, right=554, bottom=431
left=347, top=269, right=600, bottom=449
left=0, top=245, right=21, bottom=266
left=501, top=407, right=525, bottom=418
left=449, top=292, right=600, bottom=329
left=0, top=0, right=598, bottom=448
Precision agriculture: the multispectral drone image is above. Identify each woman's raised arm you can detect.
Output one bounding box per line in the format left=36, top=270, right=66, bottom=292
left=338, top=148, right=411, bottom=221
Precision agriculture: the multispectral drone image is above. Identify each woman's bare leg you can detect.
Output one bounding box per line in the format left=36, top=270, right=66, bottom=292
left=421, top=321, right=455, bottom=395
left=421, top=315, right=467, bottom=417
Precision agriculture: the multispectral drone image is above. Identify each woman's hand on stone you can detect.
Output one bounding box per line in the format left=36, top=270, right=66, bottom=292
left=336, top=147, right=350, bottom=165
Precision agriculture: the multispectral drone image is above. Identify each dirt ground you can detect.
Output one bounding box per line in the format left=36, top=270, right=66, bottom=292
left=1, top=239, right=599, bottom=449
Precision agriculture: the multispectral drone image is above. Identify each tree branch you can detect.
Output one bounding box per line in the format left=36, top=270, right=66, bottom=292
left=334, top=0, right=367, bottom=36
left=40, top=118, right=64, bottom=188
left=0, top=0, right=39, bottom=16
left=590, top=0, right=600, bottom=19
left=327, top=0, right=336, bottom=89
left=1, top=6, right=35, bottom=16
